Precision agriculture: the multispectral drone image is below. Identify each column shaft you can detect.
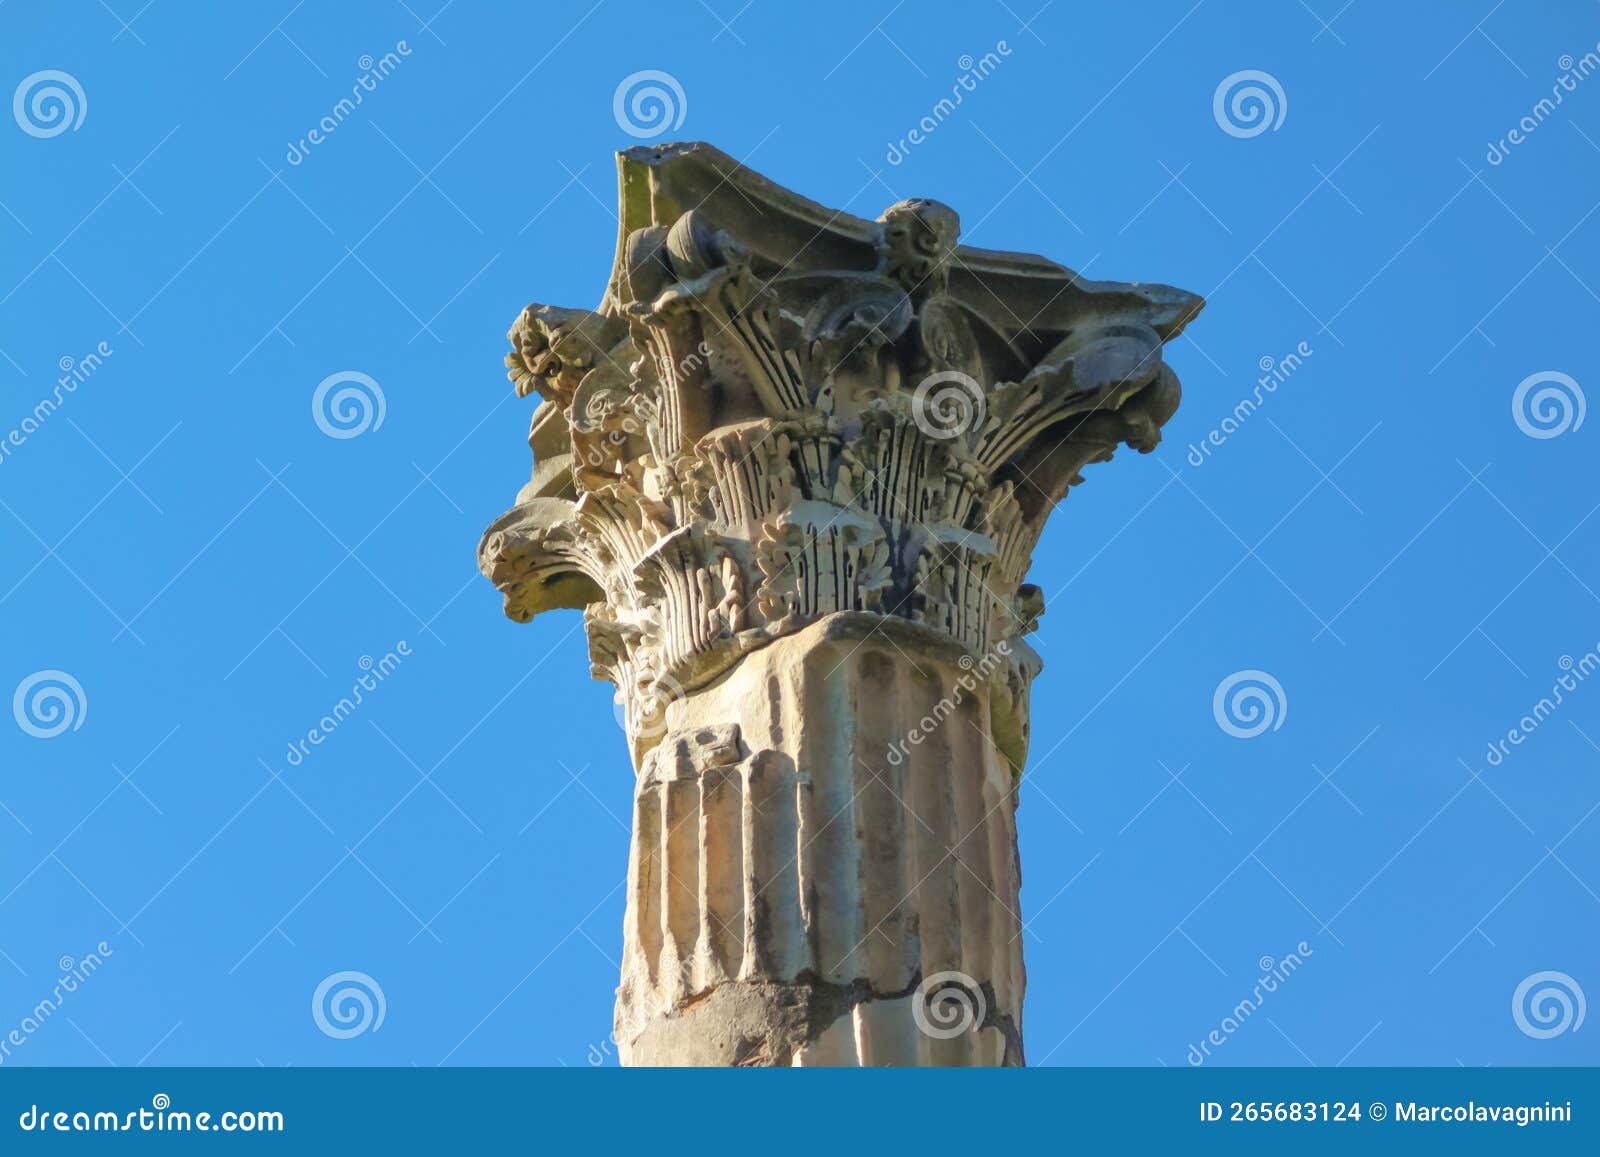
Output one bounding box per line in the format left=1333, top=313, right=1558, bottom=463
left=617, top=614, right=1025, bottom=1066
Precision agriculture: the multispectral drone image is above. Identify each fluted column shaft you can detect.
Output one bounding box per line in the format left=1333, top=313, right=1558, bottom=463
left=616, top=613, right=1026, bottom=1065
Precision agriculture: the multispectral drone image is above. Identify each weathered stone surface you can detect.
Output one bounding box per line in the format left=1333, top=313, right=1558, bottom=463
left=479, top=141, right=1201, bottom=1065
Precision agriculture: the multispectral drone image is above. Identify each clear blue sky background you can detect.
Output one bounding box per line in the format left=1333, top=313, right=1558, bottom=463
left=2, top=0, right=1597, bottom=1068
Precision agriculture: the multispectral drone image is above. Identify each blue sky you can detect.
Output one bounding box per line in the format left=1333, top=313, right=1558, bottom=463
left=1, top=0, right=1597, bottom=1068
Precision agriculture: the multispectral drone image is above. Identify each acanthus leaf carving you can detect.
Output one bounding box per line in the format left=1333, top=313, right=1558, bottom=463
left=755, top=504, right=892, bottom=630
left=480, top=142, right=1202, bottom=753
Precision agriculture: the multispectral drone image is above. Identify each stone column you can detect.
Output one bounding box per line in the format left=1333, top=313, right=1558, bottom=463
left=478, top=142, right=1201, bottom=1066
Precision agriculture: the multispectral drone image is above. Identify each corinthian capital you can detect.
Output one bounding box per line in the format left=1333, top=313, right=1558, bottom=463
left=484, top=141, right=1197, bottom=729
left=479, top=142, right=1201, bottom=1065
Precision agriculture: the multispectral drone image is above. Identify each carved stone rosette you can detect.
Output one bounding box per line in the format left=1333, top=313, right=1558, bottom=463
left=479, top=142, right=1201, bottom=1066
